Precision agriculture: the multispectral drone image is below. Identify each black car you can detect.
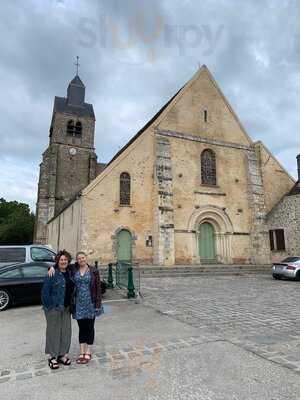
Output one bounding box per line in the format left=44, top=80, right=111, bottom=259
left=0, top=262, right=52, bottom=311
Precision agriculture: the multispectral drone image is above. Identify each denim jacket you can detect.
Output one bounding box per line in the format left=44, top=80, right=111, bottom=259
left=41, top=269, right=73, bottom=312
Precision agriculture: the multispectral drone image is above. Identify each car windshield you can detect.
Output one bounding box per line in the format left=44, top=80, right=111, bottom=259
left=282, top=257, right=300, bottom=263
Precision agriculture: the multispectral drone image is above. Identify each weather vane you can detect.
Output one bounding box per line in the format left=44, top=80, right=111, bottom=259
left=75, top=56, right=80, bottom=75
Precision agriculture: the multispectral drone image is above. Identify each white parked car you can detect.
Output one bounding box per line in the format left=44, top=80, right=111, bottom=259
left=272, top=257, right=300, bottom=281
left=0, top=245, right=56, bottom=268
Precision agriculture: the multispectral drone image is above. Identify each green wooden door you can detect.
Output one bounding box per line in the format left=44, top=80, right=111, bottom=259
left=117, top=229, right=132, bottom=262
left=199, top=222, right=216, bottom=263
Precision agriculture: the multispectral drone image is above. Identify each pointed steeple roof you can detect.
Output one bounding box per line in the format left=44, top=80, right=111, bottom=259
left=67, top=74, right=85, bottom=106
left=69, top=75, right=85, bottom=87
left=53, top=73, right=94, bottom=119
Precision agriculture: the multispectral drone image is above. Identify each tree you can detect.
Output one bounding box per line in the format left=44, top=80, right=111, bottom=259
left=0, top=198, right=35, bottom=245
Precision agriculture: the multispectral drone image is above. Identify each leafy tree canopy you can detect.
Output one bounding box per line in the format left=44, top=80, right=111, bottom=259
left=0, top=198, right=35, bottom=245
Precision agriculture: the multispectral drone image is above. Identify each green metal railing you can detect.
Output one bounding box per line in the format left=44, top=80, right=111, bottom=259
left=116, top=261, right=140, bottom=298
left=96, top=261, right=140, bottom=299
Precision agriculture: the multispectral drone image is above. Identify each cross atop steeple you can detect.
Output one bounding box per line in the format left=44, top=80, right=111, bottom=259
left=75, top=56, right=80, bottom=76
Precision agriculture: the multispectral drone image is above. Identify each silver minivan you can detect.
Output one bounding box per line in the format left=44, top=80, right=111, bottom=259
left=0, top=245, right=56, bottom=268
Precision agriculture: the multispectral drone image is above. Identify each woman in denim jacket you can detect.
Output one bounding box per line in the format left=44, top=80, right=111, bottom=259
left=48, top=251, right=102, bottom=364
left=42, top=250, right=74, bottom=369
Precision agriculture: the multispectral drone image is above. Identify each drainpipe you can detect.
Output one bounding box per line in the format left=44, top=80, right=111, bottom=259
left=57, top=215, right=61, bottom=251
left=297, top=154, right=300, bottom=181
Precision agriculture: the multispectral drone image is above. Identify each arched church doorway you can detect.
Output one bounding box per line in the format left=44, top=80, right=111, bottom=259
left=198, top=222, right=216, bottom=263
left=117, top=229, right=132, bottom=262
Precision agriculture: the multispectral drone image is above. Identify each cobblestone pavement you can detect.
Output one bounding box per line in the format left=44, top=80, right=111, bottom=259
left=0, top=335, right=218, bottom=384
left=141, top=274, right=300, bottom=373
left=2, top=274, right=300, bottom=399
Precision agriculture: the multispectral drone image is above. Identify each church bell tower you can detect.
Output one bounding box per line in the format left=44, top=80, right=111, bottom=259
left=34, top=64, right=98, bottom=244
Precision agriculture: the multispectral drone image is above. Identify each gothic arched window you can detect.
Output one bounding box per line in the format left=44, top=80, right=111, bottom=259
left=67, top=120, right=74, bottom=135
left=120, top=172, right=131, bottom=205
left=201, top=149, right=216, bottom=185
left=75, top=121, right=82, bottom=136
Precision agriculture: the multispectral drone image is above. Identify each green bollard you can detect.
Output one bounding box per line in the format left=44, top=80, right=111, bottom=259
left=107, top=263, right=114, bottom=289
left=127, top=265, right=136, bottom=298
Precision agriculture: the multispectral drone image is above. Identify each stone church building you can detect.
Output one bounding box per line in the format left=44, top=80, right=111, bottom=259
left=35, top=65, right=296, bottom=265
left=267, top=156, right=300, bottom=263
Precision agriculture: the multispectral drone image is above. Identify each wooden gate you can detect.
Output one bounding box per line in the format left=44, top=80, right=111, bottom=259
left=117, top=229, right=132, bottom=262
left=199, top=222, right=216, bottom=263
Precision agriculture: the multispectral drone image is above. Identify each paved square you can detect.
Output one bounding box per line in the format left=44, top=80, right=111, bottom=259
left=142, top=274, right=300, bottom=372
left=1, top=274, right=300, bottom=399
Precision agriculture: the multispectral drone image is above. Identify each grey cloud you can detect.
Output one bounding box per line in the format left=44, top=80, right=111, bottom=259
left=0, top=0, right=300, bottom=211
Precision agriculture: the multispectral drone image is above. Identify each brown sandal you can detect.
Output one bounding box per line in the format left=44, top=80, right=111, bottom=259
left=76, top=354, right=87, bottom=364
left=84, top=353, right=92, bottom=362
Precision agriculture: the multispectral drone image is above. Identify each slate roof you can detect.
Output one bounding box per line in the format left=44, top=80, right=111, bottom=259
left=69, top=75, right=85, bottom=87
left=53, top=96, right=95, bottom=119
left=288, top=180, right=300, bottom=196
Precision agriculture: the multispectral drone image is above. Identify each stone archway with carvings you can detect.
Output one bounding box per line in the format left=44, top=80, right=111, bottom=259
left=187, top=205, right=234, bottom=264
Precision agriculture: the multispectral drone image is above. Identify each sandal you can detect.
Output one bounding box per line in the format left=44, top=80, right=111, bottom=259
left=57, top=356, right=71, bottom=366
left=48, top=357, right=59, bottom=370
left=76, top=354, right=87, bottom=364
left=84, top=353, right=92, bottom=362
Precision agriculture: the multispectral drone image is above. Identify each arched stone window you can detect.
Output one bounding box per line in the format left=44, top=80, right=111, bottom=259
left=201, top=149, right=216, bottom=185
left=75, top=121, right=82, bottom=136
left=120, top=172, right=131, bottom=205
left=67, top=120, right=74, bottom=135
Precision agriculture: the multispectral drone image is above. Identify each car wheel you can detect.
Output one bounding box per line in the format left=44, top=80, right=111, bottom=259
left=0, top=289, right=11, bottom=311
left=295, top=272, right=300, bottom=282
left=272, top=274, right=281, bottom=280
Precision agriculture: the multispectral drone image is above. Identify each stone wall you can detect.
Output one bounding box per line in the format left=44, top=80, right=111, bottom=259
left=255, top=141, right=294, bottom=213
left=47, top=198, right=82, bottom=257
left=246, top=148, right=270, bottom=264
left=42, top=66, right=294, bottom=265
left=158, top=66, right=252, bottom=146
left=267, top=194, right=300, bottom=262
left=156, top=129, right=253, bottom=264
left=79, top=129, right=155, bottom=265
left=50, top=112, right=95, bottom=149
left=34, top=109, right=97, bottom=244
left=34, top=147, right=57, bottom=244
left=153, top=135, right=175, bottom=265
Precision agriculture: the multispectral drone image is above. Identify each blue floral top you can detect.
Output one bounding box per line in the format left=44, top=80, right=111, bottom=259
left=74, top=270, right=96, bottom=320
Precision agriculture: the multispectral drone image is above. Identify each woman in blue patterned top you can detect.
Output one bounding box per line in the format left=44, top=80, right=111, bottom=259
left=73, top=252, right=102, bottom=364
left=48, top=251, right=103, bottom=364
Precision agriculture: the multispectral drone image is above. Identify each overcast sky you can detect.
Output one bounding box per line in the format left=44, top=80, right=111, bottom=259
left=1, top=0, right=300, bottom=211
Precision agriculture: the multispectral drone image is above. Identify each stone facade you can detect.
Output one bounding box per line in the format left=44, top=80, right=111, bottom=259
left=45, top=66, right=295, bottom=265
left=34, top=75, right=101, bottom=244
left=267, top=193, right=300, bottom=262
left=267, top=156, right=300, bottom=262
left=153, top=135, right=175, bottom=265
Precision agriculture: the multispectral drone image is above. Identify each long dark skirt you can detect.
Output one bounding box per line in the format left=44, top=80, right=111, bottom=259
left=45, top=307, right=72, bottom=358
